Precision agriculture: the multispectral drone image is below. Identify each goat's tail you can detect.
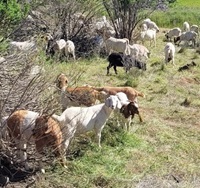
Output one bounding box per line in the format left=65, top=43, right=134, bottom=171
left=136, top=91, right=145, bottom=98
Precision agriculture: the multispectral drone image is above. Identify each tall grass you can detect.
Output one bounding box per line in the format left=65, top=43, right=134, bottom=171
left=151, top=7, right=200, bottom=28
left=177, top=0, right=200, bottom=7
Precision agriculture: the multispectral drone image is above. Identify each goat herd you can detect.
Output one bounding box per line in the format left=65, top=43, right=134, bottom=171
left=7, top=16, right=199, bottom=75
left=1, top=16, right=199, bottom=175
left=1, top=72, right=145, bottom=173
left=44, top=17, right=199, bottom=73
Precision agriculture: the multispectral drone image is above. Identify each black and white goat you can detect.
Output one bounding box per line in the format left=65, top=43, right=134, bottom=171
left=107, top=52, right=146, bottom=75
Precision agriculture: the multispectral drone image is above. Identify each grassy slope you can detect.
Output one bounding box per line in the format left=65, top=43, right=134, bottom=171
left=150, top=0, right=200, bottom=28
left=177, top=0, right=200, bottom=7
left=32, top=28, right=200, bottom=188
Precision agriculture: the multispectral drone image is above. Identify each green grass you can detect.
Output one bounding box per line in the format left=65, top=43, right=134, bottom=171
left=177, top=0, right=200, bottom=7
left=149, top=0, right=200, bottom=28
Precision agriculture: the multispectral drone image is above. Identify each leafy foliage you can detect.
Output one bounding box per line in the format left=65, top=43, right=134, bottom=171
left=0, top=0, right=29, bottom=37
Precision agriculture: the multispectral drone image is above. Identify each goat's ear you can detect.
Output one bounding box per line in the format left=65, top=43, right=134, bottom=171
left=105, top=97, right=110, bottom=107
left=117, top=100, right=122, bottom=109
left=120, top=105, right=125, bottom=113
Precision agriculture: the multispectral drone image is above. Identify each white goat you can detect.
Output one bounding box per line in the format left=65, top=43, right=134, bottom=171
left=105, top=37, right=130, bottom=55
left=129, top=44, right=150, bottom=60
left=64, top=40, right=76, bottom=60
left=190, top=25, right=199, bottom=34
left=6, top=110, right=39, bottom=170
left=142, top=18, right=159, bottom=32
left=52, top=95, right=123, bottom=149
left=165, top=27, right=182, bottom=41
left=137, top=29, right=157, bottom=47
left=183, top=21, right=190, bottom=32
left=48, top=39, right=66, bottom=59
left=55, top=39, right=66, bottom=52
left=174, top=31, right=198, bottom=47
left=164, top=42, right=175, bottom=65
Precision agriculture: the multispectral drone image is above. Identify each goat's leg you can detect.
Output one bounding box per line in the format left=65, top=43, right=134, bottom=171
left=138, top=112, right=143, bottom=122
left=62, top=128, right=76, bottom=154
left=56, top=147, right=67, bottom=169
left=126, top=117, right=132, bottom=131
left=37, top=153, right=45, bottom=174
left=107, top=65, right=112, bottom=75
left=94, top=126, right=104, bottom=147
left=114, top=66, right=118, bottom=74
left=17, top=140, right=29, bottom=170
left=72, top=52, right=76, bottom=60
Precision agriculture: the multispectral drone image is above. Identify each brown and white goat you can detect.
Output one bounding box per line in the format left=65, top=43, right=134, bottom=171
left=120, top=102, right=143, bottom=130
left=56, top=74, right=105, bottom=110
left=92, top=86, right=145, bottom=103
left=32, top=115, right=67, bottom=173
left=6, top=110, right=39, bottom=170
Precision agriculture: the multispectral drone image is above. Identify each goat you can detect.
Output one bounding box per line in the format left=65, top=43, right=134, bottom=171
left=46, top=39, right=66, bottom=59
left=137, top=29, right=157, bottom=47
left=114, top=92, right=143, bottom=130
left=164, top=42, right=175, bottom=65
left=64, top=40, right=76, bottom=60
left=165, top=27, right=182, bottom=42
left=56, top=73, right=104, bottom=110
left=107, top=52, right=146, bottom=75
left=129, top=44, right=150, bottom=60
left=92, top=86, right=145, bottom=103
left=142, top=18, right=159, bottom=32
left=174, top=31, right=198, bottom=47
left=183, top=21, right=190, bottom=32
left=52, top=95, right=123, bottom=149
left=105, top=37, right=130, bottom=55
left=120, top=102, right=143, bottom=130
left=32, top=115, right=67, bottom=173
left=190, top=25, right=199, bottom=34
left=178, top=61, right=197, bottom=71
left=6, top=110, right=39, bottom=170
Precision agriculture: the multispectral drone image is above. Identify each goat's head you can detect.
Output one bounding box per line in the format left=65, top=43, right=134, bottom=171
left=105, top=95, right=122, bottom=110
left=120, top=101, right=139, bottom=119
left=174, top=36, right=180, bottom=44
left=136, top=59, right=146, bottom=70
left=165, top=32, right=169, bottom=39
left=56, top=73, right=69, bottom=89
